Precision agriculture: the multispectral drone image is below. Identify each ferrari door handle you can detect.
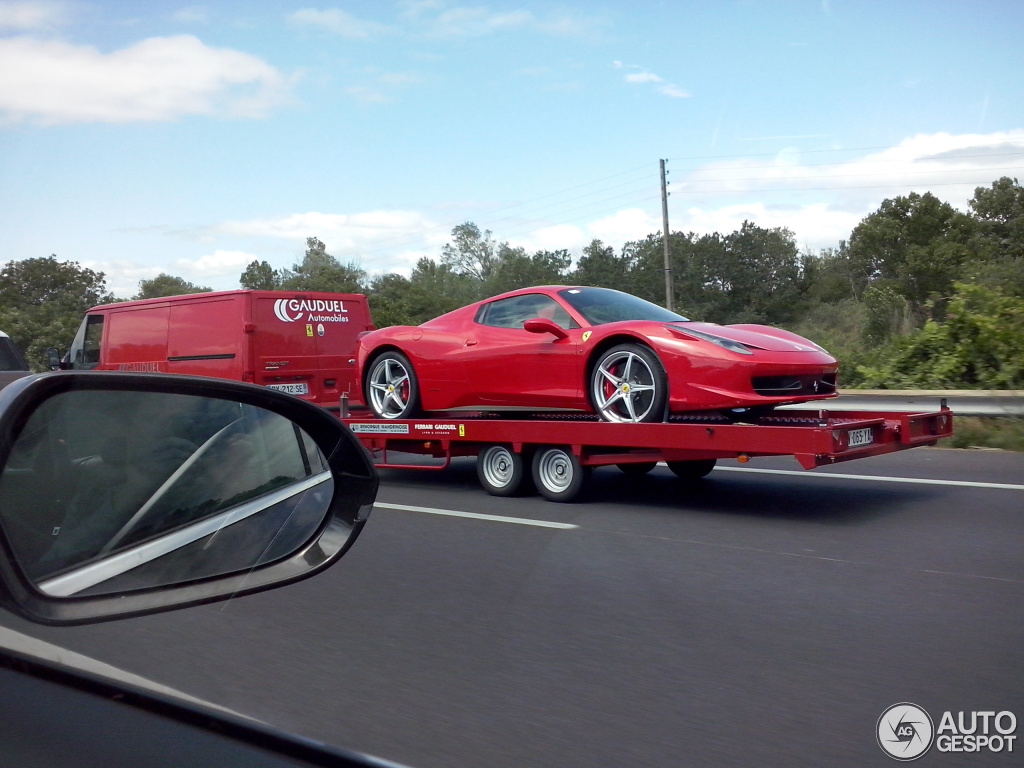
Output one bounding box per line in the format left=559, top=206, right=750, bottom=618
left=464, top=340, right=478, bottom=346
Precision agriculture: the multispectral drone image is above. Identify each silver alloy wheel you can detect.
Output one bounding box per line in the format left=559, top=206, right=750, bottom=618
left=368, top=355, right=413, bottom=419
left=479, top=445, right=517, bottom=490
left=591, top=347, right=659, bottom=423
left=535, top=448, right=573, bottom=493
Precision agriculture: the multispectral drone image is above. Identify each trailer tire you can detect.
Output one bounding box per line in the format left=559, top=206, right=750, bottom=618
left=616, top=462, right=657, bottom=476
left=532, top=447, right=590, bottom=502
left=477, top=445, right=530, bottom=497
left=666, top=459, right=717, bottom=480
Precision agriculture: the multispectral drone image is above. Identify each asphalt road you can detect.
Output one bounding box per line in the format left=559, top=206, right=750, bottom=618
left=3, top=447, right=1023, bottom=768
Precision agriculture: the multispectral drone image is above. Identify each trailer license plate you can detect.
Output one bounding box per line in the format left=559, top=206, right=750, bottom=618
left=268, top=382, right=309, bottom=396
left=848, top=427, right=873, bottom=448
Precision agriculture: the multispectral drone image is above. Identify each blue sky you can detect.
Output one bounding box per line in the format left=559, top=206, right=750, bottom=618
left=1, top=0, right=1022, bottom=298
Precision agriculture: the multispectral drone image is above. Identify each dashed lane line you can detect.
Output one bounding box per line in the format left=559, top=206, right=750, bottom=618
left=374, top=502, right=578, bottom=528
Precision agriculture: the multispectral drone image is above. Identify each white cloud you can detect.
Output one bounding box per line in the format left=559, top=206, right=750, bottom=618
left=217, top=210, right=448, bottom=273
left=587, top=208, right=661, bottom=246
left=0, top=35, right=291, bottom=124
left=289, top=8, right=392, bottom=39
left=680, top=130, right=1024, bottom=210
left=625, top=72, right=662, bottom=84
left=172, top=250, right=255, bottom=279
left=398, top=2, right=604, bottom=38
left=0, top=0, right=68, bottom=31
left=618, top=63, right=689, bottom=99
left=171, top=6, right=210, bottom=24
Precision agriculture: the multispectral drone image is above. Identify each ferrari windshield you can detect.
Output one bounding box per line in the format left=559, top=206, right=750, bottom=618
left=558, top=287, right=688, bottom=326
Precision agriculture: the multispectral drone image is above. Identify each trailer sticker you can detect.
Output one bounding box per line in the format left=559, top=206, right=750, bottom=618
left=306, top=324, right=313, bottom=337
left=349, top=422, right=410, bottom=434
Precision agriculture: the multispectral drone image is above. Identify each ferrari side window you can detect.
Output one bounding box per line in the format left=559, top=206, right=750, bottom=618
left=477, top=295, right=575, bottom=330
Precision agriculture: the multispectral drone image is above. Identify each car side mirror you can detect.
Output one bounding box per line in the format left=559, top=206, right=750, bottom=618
left=0, top=372, right=378, bottom=625
left=45, top=348, right=63, bottom=371
left=523, top=318, right=569, bottom=340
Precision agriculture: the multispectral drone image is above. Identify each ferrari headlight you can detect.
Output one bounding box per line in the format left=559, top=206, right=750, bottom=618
left=667, top=325, right=754, bottom=355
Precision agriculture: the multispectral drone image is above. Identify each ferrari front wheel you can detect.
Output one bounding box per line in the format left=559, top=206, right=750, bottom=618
left=366, top=351, right=420, bottom=419
left=590, top=343, right=668, bottom=423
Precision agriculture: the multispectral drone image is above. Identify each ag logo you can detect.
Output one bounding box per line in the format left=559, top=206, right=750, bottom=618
left=878, top=703, right=934, bottom=761
left=274, top=299, right=301, bottom=322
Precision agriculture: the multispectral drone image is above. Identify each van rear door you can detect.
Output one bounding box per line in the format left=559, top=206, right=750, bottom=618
left=250, top=293, right=369, bottom=410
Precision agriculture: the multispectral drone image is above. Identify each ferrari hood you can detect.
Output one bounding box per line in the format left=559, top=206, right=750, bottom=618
left=667, top=322, right=824, bottom=353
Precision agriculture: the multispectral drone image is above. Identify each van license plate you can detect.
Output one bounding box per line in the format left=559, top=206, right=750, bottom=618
left=847, top=428, right=873, bottom=448
left=268, top=382, right=309, bottom=396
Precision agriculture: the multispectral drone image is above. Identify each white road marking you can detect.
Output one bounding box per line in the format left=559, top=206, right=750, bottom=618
left=713, top=466, right=1024, bottom=491
left=375, top=502, right=578, bottom=529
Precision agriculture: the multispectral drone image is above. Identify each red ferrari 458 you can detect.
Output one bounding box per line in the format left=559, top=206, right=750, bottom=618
left=355, top=286, right=838, bottom=423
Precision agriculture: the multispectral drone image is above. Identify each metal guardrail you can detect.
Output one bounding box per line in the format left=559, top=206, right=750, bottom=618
left=780, top=390, right=1023, bottom=417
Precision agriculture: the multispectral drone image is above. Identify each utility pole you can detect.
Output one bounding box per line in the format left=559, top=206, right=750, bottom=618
left=660, top=158, right=673, bottom=311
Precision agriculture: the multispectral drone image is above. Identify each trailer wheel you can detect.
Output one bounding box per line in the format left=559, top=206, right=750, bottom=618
left=366, top=351, right=420, bottom=419
left=616, top=462, right=657, bottom=476
left=477, top=445, right=529, bottom=497
left=666, top=459, right=716, bottom=480
left=532, top=447, right=590, bottom=502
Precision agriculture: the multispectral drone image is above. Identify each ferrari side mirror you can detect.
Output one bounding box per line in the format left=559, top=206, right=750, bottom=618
left=523, top=318, right=569, bottom=340
left=0, top=373, right=378, bottom=625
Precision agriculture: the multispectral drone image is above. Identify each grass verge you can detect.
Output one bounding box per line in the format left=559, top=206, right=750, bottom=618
left=939, top=416, right=1024, bottom=451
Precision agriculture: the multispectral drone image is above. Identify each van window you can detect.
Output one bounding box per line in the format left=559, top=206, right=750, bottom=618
left=68, top=315, right=104, bottom=369
left=0, top=337, right=29, bottom=372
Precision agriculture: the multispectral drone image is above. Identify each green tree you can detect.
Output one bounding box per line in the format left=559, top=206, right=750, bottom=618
left=440, top=223, right=499, bottom=285
left=239, top=260, right=281, bottom=290
left=134, top=273, right=212, bottom=300
left=405, top=257, right=480, bottom=321
left=279, top=237, right=365, bottom=293
left=847, top=192, right=975, bottom=313
left=366, top=272, right=415, bottom=328
left=571, top=240, right=631, bottom=289
left=856, top=283, right=1024, bottom=389
left=0, top=256, right=116, bottom=370
left=486, top=248, right=571, bottom=295
left=968, top=176, right=1024, bottom=261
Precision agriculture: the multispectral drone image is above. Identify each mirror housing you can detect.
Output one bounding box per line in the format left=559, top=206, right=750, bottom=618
left=523, top=318, right=569, bottom=340
left=0, top=373, right=378, bottom=625
left=44, top=348, right=63, bottom=371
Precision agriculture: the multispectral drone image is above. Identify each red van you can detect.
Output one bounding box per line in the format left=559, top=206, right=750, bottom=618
left=61, top=291, right=374, bottom=410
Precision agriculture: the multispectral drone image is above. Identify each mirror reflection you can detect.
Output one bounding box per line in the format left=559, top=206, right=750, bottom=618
left=0, top=389, right=333, bottom=596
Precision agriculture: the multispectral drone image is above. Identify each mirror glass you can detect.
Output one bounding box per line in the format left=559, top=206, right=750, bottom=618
left=0, top=389, right=333, bottom=596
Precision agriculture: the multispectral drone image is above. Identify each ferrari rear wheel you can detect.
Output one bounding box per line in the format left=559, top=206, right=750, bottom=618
left=532, top=447, right=590, bottom=502
left=477, top=445, right=530, bottom=497
left=366, top=351, right=420, bottom=419
left=591, top=343, right=668, bottom=423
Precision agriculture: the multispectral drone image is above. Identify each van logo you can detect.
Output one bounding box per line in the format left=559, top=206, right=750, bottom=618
left=274, top=298, right=349, bottom=323
left=275, top=299, right=302, bottom=322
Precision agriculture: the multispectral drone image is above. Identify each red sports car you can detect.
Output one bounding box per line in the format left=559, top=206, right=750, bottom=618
left=356, top=286, right=838, bottom=422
